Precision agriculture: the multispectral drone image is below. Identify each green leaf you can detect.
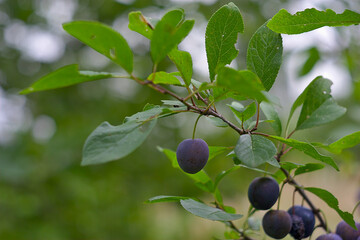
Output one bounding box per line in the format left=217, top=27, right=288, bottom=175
left=63, top=21, right=133, bottom=73
left=145, top=195, right=190, bottom=203
left=205, top=2, right=244, bottom=81
left=161, top=100, right=185, bottom=107
left=294, top=163, right=325, bottom=176
left=128, top=11, right=193, bottom=84
left=82, top=120, right=156, bottom=166
left=235, top=163, right=276, bottom=176
left=214, top=166, right=240, bottom=189
left=267, top=135, right=339, bottom=170
left=180, top=199, right=243, bottom=221
left=224, top=230, right=241, bottom=239
left=217, top=67, right=266, bottom=102
left=209, top=146, right=233, bottom=161
left=228, top=102, right=257, bottom=123
left=235, top=134, right=277, bottom=168
left=206, top=116, right=229, bottom=128
left=327, top=131, right=360, bottom=154
left=260, top=102, right=282, bottom=136
left=20, top=65, right=116, bottom=94
left=148, top=71, right=182, bottom=85
left=158, top=147, right=214, bottom=192
left=151, top=9, right=194, bottom=63
left=247, top=22, right=283, bottom=91
left=297, top=98, right=346, bottom=130
left=128, top=11, right=153, bottom=39
left=304, top=187, right=355, bottom=228
left=168, top=49, right=193, bottom=86
left=280, top=162, right=302, bottom=173
left=299, top=47, right=321, bottom=77
left=287, top=76, right=346, bottom=131
left=267, top=8, right=360, bottom=34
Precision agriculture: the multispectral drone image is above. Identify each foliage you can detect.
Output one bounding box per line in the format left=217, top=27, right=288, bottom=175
left=19, top=1, right=360, bottom=239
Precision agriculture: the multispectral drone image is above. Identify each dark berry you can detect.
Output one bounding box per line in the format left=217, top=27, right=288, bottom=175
left=176, top=138, right=209, bottom=174
left=248, top=176, right=279, bottom=210
left=336, top=221, right=360, bottom=240
left=289, top=214, right=305, bottom=239
left=316, top=233, right=342, bottom=240
left=288, top=205, right=315, bottom=238
left=262, top=210, right=292, bottom=239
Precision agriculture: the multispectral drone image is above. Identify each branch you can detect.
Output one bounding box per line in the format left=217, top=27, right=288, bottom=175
left=130, top=73, right=328, bottom=233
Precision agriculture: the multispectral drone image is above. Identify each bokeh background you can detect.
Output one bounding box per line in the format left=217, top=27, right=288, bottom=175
left=1, top=0, right=360, bottom=239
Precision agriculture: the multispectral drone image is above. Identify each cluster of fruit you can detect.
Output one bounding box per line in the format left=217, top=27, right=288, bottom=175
left=175, top=139, right=360, bottom=240
left=248, top=177, right=360, bottom=240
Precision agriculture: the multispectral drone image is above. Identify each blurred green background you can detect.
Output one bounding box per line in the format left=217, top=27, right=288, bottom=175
left=1, top=0, right=360, bottom=239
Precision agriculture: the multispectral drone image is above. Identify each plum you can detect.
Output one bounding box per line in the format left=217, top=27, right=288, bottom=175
left=248, top=176, right=279, bottom=210
left=176, top=138, right=209, bottom=174
left=316, top=233, right=342, bottom=240
left=288, top=205, right=315, bottom=238
left=262, top=210, right=292, bottom=239
left=336, top=221, right=360, bottom=240
left=289, top=214, right=305, bottom=239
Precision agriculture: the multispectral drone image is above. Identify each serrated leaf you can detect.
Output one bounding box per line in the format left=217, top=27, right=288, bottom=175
left=228, top=102, right=257, bottom=123
left=294, top=163, right=325, bottom=176
left=267, top=8, right=360, bottom=34
left=146, top=195, right=190, bottom=203
left=20, top=64, right=116, bottom=94
left=168, top=49, right=193, bottom=86
left=217, top=67, right=266, bottom=102
left=299, top=47, right=321, bottom=77
left=304, top=187, right=355, bottom=228
left=287, top=76, right=346, bottom=131
left=267, top=135, right=339, bottom=170
left=247, top=22, right=283, bottom=91
left=82, top=120, right=156, bottom=166
left=180, top=199, right=243, bottom=221
left=63, top=21, right=133, bottom=73
left=235, top=134, right=277, bottom=168
left=151, top=9, right=194, bottom=63
left=205, top=2, right=244, bottom=81
left=260, top=102, right=282, bottom=136
left=158, top=147, right=214, bottom=192
left=128, top=11, right=153, bottom=39
left=148, top=71, right=182, bottom=85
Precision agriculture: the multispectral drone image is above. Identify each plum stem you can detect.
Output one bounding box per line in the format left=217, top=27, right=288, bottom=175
left=352, top=200, right=360, bottom=215
left=192, top=115, right=202, bottom=139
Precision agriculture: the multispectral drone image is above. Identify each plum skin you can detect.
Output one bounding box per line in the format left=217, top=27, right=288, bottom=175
left=176, top=138, right=209, bottom=174
left=316, top=233, right=342, bottom=240
left=262, top=210, right=292, bottom=239
left=248, top=176, right=279, bottom=210
left=336, top=221, right=360, bottom=240
left=289, top=214, right=305, bottom=239
left=288, top=205, right=315, bottom=238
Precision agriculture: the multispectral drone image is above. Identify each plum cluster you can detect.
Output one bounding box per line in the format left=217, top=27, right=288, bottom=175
left=248, top=177, right=360, bottom=239
left=176, top=140, right=360, bottom=240
left=248, top=177, right=316, bottom=239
